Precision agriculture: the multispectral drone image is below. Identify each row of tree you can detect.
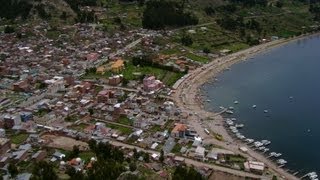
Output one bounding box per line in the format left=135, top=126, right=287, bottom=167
left=132, top=54, right=184, bottom=73
left=0, top=0, right=33, bottom=19
left=142, top=0, right=198, bottom=29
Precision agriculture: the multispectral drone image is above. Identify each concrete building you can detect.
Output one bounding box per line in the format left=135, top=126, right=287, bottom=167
left=0, top=138, right=10, bottom=155
left=143, top=76, right=163, bottom=92
left=244, top=161, right=265, bottom=174
left=111, top=59, right=124, bottom=73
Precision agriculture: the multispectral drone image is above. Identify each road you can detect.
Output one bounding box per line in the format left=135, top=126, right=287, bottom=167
left=108, top=140, right=264, bottom=179
left=94, top=117, right=134, bottom=129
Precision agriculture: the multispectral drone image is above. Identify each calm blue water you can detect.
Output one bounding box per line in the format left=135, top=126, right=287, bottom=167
left=203, top=35, right=320, bottom=174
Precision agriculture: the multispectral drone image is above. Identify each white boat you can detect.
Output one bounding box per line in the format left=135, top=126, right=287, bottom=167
left=231, top=118, right=237, bottom=121
left=235, top=124, right=244, bottom=128
left=264, top=110, right=268, bottom=113
left=245, top=139, right=254, bottom=144
left=310, top=175, right=319, bottom=179
left=206, top=100, right=211, bottom=102
left=219, top=106, right=225, bottom=109
left=277, top=159, right=287, bottom=165
left=308, top=172, right=317, bottom=176
left=269, top=152, right=277, bottom=156
left=234, top=101, right=239, bottom=104
left=274, top=153, right=282, bottom=157
left=226, top=110, right=234, bottom=114
left=261, top=140, right=271, bottom=146
left=228, top=106, right=234, bottom=110
left=254, top=141, right=263, bottom=148
left=252, top=105, right=257, bottom=108
left=263, top=148, right=269, bottom=152
left=258, top=146, right=266, bottom=151
left=231, top=129, right=238, bottom=133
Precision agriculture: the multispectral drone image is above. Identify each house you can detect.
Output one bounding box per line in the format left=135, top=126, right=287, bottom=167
left=163, top=137, right=176, bottom=154
left=96, top=66, right=107, bottom=75
left=143, top=76, right=163, bottom=92
left=0, top=138, right=11, bottom=155
left=194, top=146, right=205, bottom=160
left=12, top=80, right=30, bottom=92
left=97, top=90, right=110, bottom=102
left=52, top=151, right=66, bottom=161
left=86, top=53, right=99, bottom=61
left=32, top=150, right=47, bottom=162
left=16, top=173, right=32, bottom=180
left=171, top=123, right=188, bottom=138
left=111, top=59, right=124, bottom=73
left=12, top=149, right=28, bottom=163
left=108, top=75, right=123, bottom=86
left=244, top=161, right=265, bottom=174
left=0, top=129, right=5, bottom=138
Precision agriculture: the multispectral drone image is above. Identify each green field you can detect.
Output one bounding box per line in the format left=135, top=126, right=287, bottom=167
left=10, top=133, right=29, bottom=144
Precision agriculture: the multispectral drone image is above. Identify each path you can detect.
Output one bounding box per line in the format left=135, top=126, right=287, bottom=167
left=108, top=140, right=264, bottom=179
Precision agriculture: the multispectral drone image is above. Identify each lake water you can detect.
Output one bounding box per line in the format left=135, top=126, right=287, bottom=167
left=203, top=35, right=320, bottom=174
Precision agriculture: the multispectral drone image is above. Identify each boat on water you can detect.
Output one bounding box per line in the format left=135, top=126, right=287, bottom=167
left=231, top=118, right=237, bottom=121
left=258, top=146, right=266, bottom=151
left=234, top=101, right=239, bottom=104
left=235, top=124, right=244, bottom=128
left=245, top=138, right=254, bottom=144
left=254, top=141, right=263, bottom=148
left=264, top=110, right=268, bottom=113
left=277, top=159, right=287, bottom=165
left=269, top=152, right=277, bottom=156
left=226, top=110, right=234, bottom=114
left=206, top=100, right=211, bottom=102
left=252, top=105, right=257, bottom=108
left=263, top=148, right=269, bottom=153
left=261, top=140, right=271, bottom=146
left=228, top=106, right=234, bottom=110
left=274, top=153, right=282, bottom=157
left=226, top=120, right=234, bottom=126
left=219, top=106, right=225, bottom=109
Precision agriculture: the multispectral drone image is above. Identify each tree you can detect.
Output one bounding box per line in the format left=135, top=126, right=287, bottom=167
left=142, top=0, right=198, bottom=29
left=203, top=47, right=210, bottom=54
left=143, top=152, right=150, bottom=163
left=159, top=150, right=164, bottom=162
left=129, top=162, right=137, bottom=172
left=138, top=0, right=145, bottom=6
left=31, top=161, right=58, bottom=180
left=66, top=166, right=76, bottom=177
left=181, top=35, right=193, bottom=46
left=4, top=26, right=15, bottom=34
left=88, top=108, right=94, bottom=115
left=67, top=145, right=80, bottom=160
left=88, top=139, right=97, bottom=151
left=275, top=1, right=283, bottom=8
left=173, top=165, right=204, bottom=180
left=8, top=163, right=18, bottom=178
left=60, top=11, right=67, bottom=20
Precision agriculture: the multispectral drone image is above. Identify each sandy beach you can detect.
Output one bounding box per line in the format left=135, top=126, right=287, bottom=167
left=171, top=35, right=316, bottom=179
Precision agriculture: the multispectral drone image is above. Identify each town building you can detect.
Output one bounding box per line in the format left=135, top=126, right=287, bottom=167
left=111, top=59, right=124, bottom=73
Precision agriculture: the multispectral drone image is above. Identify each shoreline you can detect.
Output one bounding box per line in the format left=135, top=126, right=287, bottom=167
left=172, top=33, right=319, bottom=179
